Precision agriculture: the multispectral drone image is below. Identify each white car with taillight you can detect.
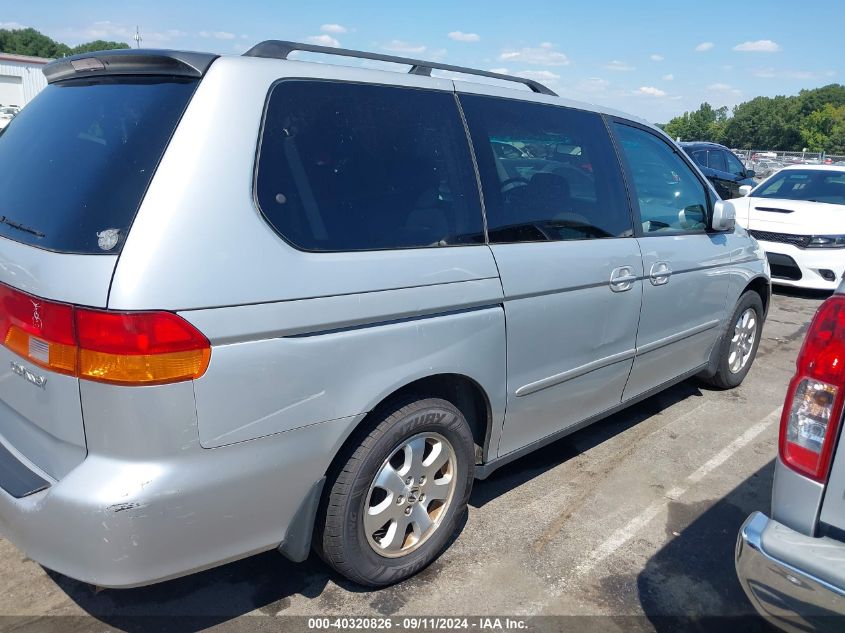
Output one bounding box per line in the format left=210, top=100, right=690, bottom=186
left=737, top=291, right=845, bottom=631
left=731, top=165, right=845, bottom=290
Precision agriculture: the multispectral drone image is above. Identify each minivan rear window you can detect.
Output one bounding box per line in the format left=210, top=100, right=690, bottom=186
left=0, top=77, right=198, bottom=254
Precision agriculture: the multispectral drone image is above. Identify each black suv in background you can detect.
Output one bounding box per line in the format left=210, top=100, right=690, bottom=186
left=680, top=141, right=756, bottom=199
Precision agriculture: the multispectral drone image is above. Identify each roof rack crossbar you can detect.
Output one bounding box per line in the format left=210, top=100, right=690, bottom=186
left=243, top=40, right=558, bottom=96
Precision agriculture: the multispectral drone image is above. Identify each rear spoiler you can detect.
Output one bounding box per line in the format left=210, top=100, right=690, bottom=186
left=43, top=49, right=219, bottom=84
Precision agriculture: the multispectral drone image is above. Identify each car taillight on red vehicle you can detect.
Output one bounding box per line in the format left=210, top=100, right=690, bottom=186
left=0, top=282, right=210, bottom=386
left=780, top=295, right=845, bottom=482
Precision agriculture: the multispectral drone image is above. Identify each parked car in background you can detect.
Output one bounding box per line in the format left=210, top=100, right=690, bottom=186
left=731, top=165, right=845, bottom=290
left=0, top=106, right=19, bottom=130
left=681, top=141, right=757, bottom=199
left=753, top=159, right=786, bottom=180
left=737, top=289, right=845, bottom=632
left=0, top=42, right=768, bottom=590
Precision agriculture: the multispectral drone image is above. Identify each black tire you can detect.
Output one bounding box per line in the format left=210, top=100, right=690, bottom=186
left=702, top=291, right=764, bottom=389
left=315, top=397, right=475, bottom=587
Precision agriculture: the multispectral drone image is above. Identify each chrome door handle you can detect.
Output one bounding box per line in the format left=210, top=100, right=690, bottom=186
left=609, top=266, right=637, bottom=293
left=649, top=262, right=672, bottom=286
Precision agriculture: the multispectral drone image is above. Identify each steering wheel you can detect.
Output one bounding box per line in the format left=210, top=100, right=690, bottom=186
left=499, top=176, right=529, bottom=192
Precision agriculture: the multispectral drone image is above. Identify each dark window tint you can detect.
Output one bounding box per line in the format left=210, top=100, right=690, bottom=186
left=690, top=150, right=707, bottom=168
left=613, top=123, right=709, bottom=233
left=256, top=81, right=483, bottom=251
left=725, top=151, right=746, bottom=177
left=707, top=149, right=727, bottom=172
left=459, top=95, right=631, bottom=243
left=756, top=170, right=845, bottom=206
left=0, top=77, right=198, bottom=254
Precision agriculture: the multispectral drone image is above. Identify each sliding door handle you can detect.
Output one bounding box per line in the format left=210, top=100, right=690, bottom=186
left=609, top=266, right=637, bottom=292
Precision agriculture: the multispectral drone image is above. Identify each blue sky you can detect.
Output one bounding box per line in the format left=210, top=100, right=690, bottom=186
left=1, top=0, right=842, bottom=122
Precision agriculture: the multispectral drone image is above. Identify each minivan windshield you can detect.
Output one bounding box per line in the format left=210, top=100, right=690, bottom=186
left=0, top=76, right=198, bottom=254
left=754, top=169, right=845, bottom=206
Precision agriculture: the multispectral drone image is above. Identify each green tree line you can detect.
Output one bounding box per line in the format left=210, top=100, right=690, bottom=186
left=663, top=84, right=845, bottom=154
left=0, top=27, right=129, bottom=58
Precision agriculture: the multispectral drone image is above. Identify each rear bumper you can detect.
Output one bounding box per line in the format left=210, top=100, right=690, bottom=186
left=736, top=512, right=845, bottom=632
left=0, top=414, right=355, bottom=588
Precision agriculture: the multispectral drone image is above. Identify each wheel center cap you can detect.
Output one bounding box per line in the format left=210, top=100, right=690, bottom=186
left=407, top=487, right=420, bottom=503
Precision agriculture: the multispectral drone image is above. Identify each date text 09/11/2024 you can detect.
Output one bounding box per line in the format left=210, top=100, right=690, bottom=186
left=306, top=617, right=529, bottom=630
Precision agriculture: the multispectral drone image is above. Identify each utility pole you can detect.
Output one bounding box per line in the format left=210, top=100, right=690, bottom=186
left=134, top=26, right=142, bottom=49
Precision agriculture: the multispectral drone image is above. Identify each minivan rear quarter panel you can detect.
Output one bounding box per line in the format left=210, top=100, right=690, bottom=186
left=110, top=58, right=508, bottom=450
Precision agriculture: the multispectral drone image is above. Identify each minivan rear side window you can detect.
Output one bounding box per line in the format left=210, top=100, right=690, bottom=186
left=0, top=77, right=198, bottom=254
left=459, top=94, right=632, bottom=243
left=255, top=81, right=484, bottom=251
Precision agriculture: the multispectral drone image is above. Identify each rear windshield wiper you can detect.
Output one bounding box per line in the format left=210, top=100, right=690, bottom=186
left=0, top=215, right=46, bottom=238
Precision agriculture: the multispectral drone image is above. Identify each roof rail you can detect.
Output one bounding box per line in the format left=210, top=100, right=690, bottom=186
left=243, top=40, right=558, bottom=97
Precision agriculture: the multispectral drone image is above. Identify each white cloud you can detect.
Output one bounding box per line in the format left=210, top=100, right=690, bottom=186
left=604, top=60, right=634, bottom=71
left=306, top=34, right=340, bottom=47
left=636, top=86, right=666, bottom=97
left=321, top=24, right=347, bottom=34
left=488, top=67, right=509, bottom=74
left=650, top=54, right=664, bottom=62
left=708, top=82, right=742, bottom=96
left=577, top=77, right=610, bottom=93
left=199, top=30, right=235, bottom=40
left=68, top=21, right=185, bottom=44
left=695, top=42, right=714, bottom=52
left=0, top=21, right=27, bottom=30
left=448, top=31, right=480, bottom=42
left=382, top=40, right=426, bottom=54
left=754, top=67, right=836, bottom=80
left=733, top=39, right=781, bottom=52
left=662, top=73, right=674, bottom=81
left=499, top=42, right=570, bottom=66
left=515, top=69, right=560, bottom=81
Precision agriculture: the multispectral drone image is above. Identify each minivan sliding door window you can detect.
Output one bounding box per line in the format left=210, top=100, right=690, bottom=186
left=458, top=94, right=633, bottom=243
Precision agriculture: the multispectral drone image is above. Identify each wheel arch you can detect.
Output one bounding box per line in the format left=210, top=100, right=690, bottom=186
left=743, top=275, right=771, bottom=317
left=326, top=373, right=494, bottom=481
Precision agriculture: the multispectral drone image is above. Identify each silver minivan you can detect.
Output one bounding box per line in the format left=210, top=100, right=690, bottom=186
left=0, top=42, right=769, bottom=588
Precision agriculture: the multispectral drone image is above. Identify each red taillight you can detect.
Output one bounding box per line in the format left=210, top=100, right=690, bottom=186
left=0, top=284, right=77, bottom=374
left=780, top=296, right=845, bottom=482
left=0, top=283, right=210, bottom=386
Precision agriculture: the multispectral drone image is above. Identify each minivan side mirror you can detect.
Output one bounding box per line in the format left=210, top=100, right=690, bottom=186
left=744, top=169, right=755, bottom=178
left=738, top=184, right=753, bottom=197
left=711, top=200, right=736, bottom=232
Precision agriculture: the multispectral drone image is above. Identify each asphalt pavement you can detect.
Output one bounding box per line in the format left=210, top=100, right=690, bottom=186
left=0, top=287, right=828, bottom=632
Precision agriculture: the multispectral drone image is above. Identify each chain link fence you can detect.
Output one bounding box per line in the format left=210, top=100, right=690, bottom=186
left=729, top=149, right=845, bottom=179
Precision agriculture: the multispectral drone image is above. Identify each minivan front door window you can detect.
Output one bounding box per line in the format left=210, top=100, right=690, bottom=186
left=614, top=125, right=709, bottom=233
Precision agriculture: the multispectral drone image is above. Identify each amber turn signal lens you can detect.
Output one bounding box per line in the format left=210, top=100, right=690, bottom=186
left=78, top=348, right=211, bottom=386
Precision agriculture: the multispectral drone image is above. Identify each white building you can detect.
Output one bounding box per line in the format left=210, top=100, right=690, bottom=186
left=0, top=53, right=49, bottom=108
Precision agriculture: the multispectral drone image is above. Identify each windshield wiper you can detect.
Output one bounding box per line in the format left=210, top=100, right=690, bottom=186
left=0, top=215, right=46, bottom=238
